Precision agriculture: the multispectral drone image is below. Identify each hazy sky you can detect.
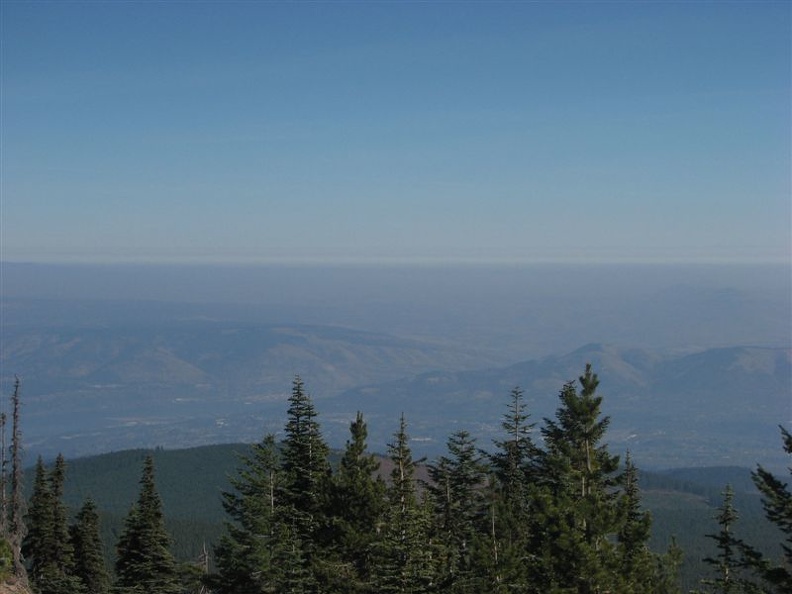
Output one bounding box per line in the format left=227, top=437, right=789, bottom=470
left=2, top=1, right=790, bottom=265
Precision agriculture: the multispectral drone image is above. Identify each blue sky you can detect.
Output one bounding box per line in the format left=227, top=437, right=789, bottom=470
left=2, top=1, right=789, bottom=264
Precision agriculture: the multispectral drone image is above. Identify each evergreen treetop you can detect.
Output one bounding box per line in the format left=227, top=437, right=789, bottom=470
left=115, top=455, right=180, bottom=594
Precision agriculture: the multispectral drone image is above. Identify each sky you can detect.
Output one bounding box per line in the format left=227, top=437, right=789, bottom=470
left=1, top=1, right=790, bottom=265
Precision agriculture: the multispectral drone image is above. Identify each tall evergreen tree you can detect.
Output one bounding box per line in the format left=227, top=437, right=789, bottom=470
left=48, top=455, right=74, bottom=584
left=617, top=453, right=681, bottom=594
left=211, top=434, right=284, bottom=594
left=482, top=386, right=540, bottom=591
left=279, top=375, right=330, bottom=592
left=372, top=414, right=434, bottom=594
left=22, top=458, right=53, bottom=588
left=426, top=430, right=487, bottom=593
left=744, top=426, right=792, bottom=592
left=23, top=455, right=82, bottom=594
left=114, top=455, right=180, bottom=594
left=69, top=498, right=110, bottom=594
left=9, top=377, right=28, bottom=585
left=697, top=485, right=763, bottom=594
left=326, top=411, right=386, bottom=593
left=281, top=376, right=330, bottom=536
left=536, top=364, right=623, bottom=594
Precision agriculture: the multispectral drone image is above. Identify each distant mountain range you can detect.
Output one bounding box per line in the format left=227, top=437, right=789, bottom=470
left=1, top=314, right=788, bottom=470
left=327, top=343, right=791, bottom=469
left=1, top=319, right=498, bottom=457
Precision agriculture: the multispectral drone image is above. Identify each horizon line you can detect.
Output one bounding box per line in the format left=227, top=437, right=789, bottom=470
left=1, top=255, right=790, bottom=267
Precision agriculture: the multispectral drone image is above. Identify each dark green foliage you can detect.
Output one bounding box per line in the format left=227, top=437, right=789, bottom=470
left=23, top=458, right=52, bottom=585
left=70, top=498, right=110, bottom=594
left=23, top=455, right=83, bottom=594
left=535, top=365, right=628, bottom=593
left=488, top=386, right=539, bottom=502
left=697, top=485, right=764, bottom=594
left=326, top=411, right=386, bottom=592
left=114, top=455, right=180, bottom=594
left=482, top=386, right=540, bottom=591
left=426, top=430, right=487, bottom=593
left=211, top=434, right=282, bottom=594
left=741, top=426, right=792, bottom=593
left=212, top=377, right=332, bottom=593
left=372, top=414, right=434, bottom=593
left=616, top=454, right=682, bottom=593
left=280, top=375, right=331, bottom=591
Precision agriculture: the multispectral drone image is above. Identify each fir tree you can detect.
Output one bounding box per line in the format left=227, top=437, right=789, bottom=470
left=698, top=485, right=762, bottom=594
left=23, top=458, right=53, bottom=588
left=744, top=426, right=792, bottom=592
left=483, top=386, right=540, bottom=591
left=617, top=453, right=681, bottom=594
left=281, top=376, right=330, bottom=541
left=326, top=411, right=386, bottom=592
left=372, top=414, right=434, bottom=594
left=114, top=455, right=180, bottom=594
left=536, top=364, right=623, bottom=594
left=750, top=427, right=792, bottom=592
left=9, top=377, right=28, bottom=585
left=70, top=498, right=110, bottom=594
left=279, top=375, right=330, bottom=592
left=211, top=434, right=284, bottom=594
left=426, top=430, right=487, bottom=594
left=23, top=455, right=82, bottom=594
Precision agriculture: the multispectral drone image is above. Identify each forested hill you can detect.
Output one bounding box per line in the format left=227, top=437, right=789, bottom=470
left=31, top=442, right=779, bottom=592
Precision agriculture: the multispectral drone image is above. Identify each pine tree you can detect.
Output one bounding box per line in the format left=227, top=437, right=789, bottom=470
left=482, top=386, right=540, bottom=591
left=211, top=434, right=283, bottom=594
left=9, top=377, right=28, bottom=585
left=281, top=376, right=330, bottom=535
left=426, top=430, right=487, bottom=593
left=23, top=455, right=82, bottom=594
left=698, top=485, right=762, bottom=594
left=372, top=414, right=434, bottom=594
left=23, top=458, right=53, bottom=588
left=536, top=364, right=623, bottom=594
left=279, top=375, right=330, bottom=592
left=617, top=453, right=681, bottom=594
left=741, top=426, right=792, bottom=593
left=48, top=455, right=75, bottom=587
left=326, top=411, right=386, bottom=592
left=114, top=455, right=180, bottom=594
left=70, top=498, right=110, bottom=594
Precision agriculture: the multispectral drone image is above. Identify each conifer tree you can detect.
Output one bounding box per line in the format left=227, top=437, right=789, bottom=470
left=279, top=375, right=330, bottom=591
left=70, top=498, right=110, bottom=594
left=426, top=430, right=487, bottom=593
left=9, top=377, right=28, bottom=584
left=697, top=485, right=762, bottom=594
left=617, top=453, right=682, bottom=594
left=114, top=455, right=180, bottom=594
left=536, top=364, right=623, bottom=593
left=211, top=434, right=283, bottom=594
left=483, top=386, right=540, bottom=591
left=281, top=376, right=330, bottom=536
left=23, top=455, right=82, bottom=594
left=488, top=387, right=539, bottom=501
left=744, top=426, right=792, bottom=592
left=48, top=455, right=74, bottom=584
left=327, top=411, right=386, bottom=592
left=372, top=414, right=434, bottom=594
left=23, top=458, right=53, bottom=587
